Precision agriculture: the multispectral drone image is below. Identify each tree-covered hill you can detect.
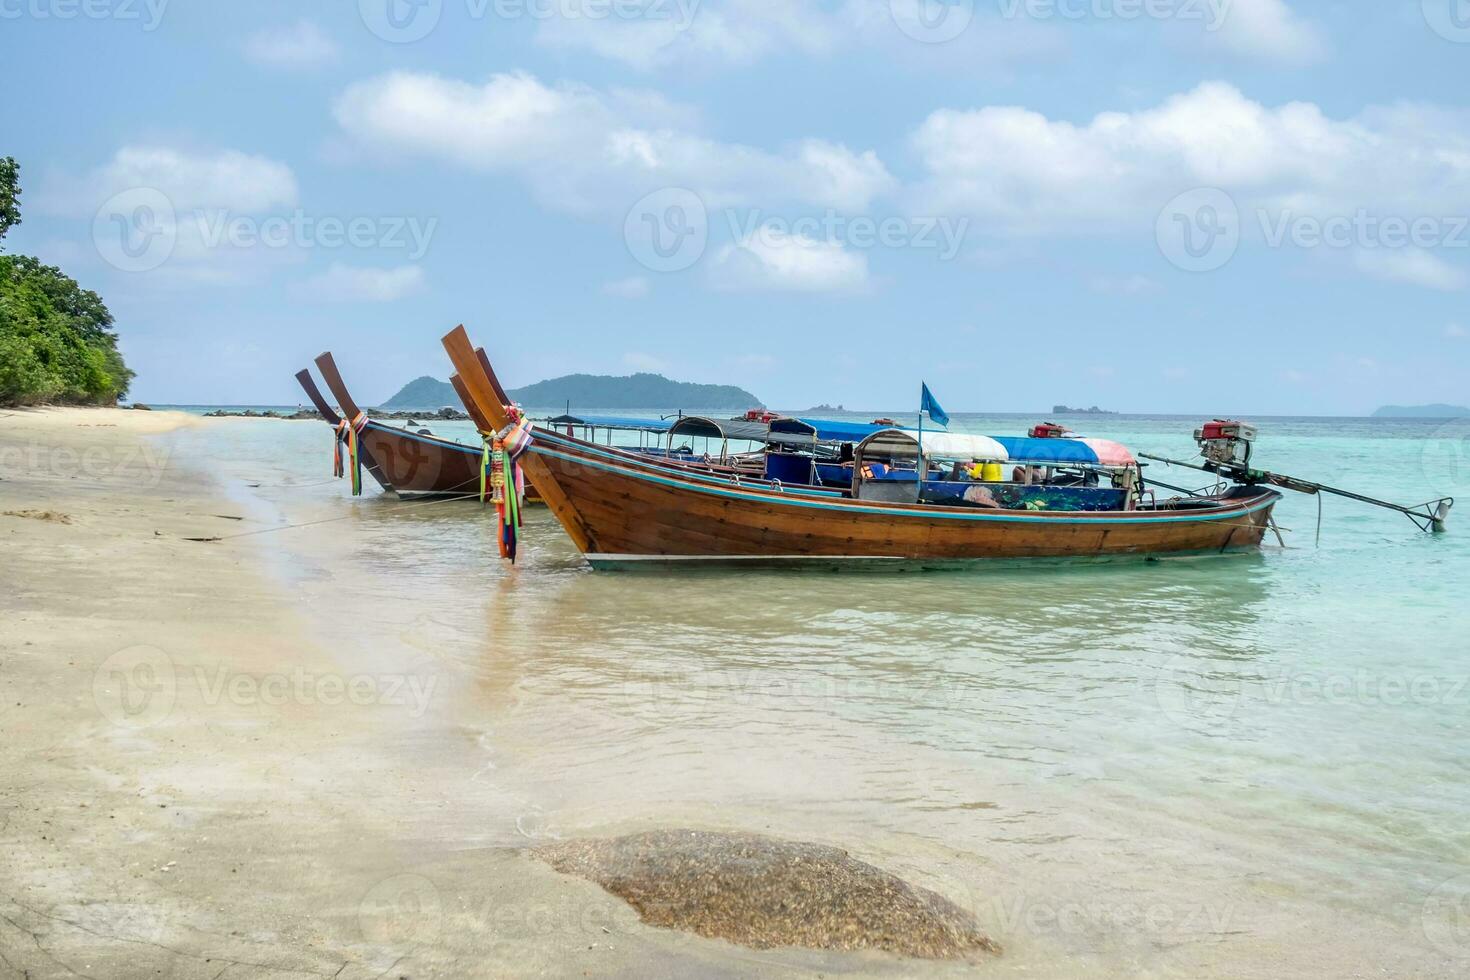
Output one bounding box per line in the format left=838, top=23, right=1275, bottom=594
left=380, top=376, right=458, bottom=409
left=508, top=373, right=760, bottom=410
left=0, top=157, right=134, bottom=406
left=380, top=372, right=761, bottom=411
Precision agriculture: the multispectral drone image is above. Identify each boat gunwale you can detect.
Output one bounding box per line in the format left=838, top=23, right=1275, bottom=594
left=530, top=440, right=1283, bottom=526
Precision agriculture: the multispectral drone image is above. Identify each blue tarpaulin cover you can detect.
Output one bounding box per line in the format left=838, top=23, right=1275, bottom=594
left=993, top=436, right=1100, bottom=464
left=788, top=417, right=895, bottom=442
left=544, top=413, right=1134, bottom=465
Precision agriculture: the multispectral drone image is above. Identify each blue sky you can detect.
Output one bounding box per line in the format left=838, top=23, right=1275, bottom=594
left=3, top=0, right=1468, bottom=413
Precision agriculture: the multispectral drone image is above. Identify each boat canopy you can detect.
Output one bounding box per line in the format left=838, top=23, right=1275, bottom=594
left=786, top=417, right=897, bottom=442
left=668, top=416, right=770, bottom=443
left=546, top=413, right=673, bottom=432
left=764, top=416, right=885, bottom=447
left=854, top=429, right=1135, bottom=467
left=551, top=413, right=1134, bottom=465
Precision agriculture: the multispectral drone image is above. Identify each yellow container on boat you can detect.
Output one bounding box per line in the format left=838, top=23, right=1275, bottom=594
left=982, top=461, right=1004, bottom=482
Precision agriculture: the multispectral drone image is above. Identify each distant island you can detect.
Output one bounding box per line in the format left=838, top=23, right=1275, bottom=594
left=381, top=377, right=459, bottom=410
left=380, top=373, right=761, bottom=412
left=1372, top=404, right=1470, bottom=418
left=802, top=404, right=845, bottom=414
left=1052, top=405, right=1117, bottom=415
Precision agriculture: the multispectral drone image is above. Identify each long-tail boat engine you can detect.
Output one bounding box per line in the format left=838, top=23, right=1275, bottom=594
left=1195, top=419, right=1256, bottom=468
left=1139, top=420, right=1453, bottom=533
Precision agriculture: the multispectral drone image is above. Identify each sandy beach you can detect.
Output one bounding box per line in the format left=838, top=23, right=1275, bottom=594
left=2, top=408, right=1464, bottom=979
left=3, top=407, right=1004, bottom=979
left=0, top=408, right=731, bottom=979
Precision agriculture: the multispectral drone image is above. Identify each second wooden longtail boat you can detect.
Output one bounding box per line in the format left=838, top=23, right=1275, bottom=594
left=295, top=352, right=490, bottom=498
left=442, top=325, right=1283, bottom=567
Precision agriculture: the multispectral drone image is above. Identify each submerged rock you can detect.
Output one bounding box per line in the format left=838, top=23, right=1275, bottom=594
left=535, top=830, right=998, bottom=960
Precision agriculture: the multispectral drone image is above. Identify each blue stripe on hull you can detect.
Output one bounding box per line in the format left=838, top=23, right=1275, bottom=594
left=530, top=445, right=1279, bottom=526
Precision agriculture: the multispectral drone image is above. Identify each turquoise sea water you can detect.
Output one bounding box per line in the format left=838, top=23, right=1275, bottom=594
left=162, top=411, right=1470, bottom=973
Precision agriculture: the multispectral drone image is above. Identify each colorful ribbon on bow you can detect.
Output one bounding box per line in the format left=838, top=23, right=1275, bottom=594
left=332, top=414, right=368, bottom=495
left=332, top=420, right=348, bottom=479
left=481, top=407, right=534, bottom=563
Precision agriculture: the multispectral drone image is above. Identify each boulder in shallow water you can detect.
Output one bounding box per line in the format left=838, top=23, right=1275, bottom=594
left=535, top=830, right=998, bottom=960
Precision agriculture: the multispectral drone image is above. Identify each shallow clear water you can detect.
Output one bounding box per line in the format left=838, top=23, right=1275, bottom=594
left=165, top=411, right=1470, bottom=969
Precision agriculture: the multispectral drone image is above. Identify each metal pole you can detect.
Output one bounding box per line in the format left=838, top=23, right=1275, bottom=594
left=1138, top=452, right=1452, bottom=531
left=916, top=400, right=924, bottom=492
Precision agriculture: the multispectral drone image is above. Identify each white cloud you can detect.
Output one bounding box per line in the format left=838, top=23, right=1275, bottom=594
left=533, top=0, right=1312, bottom=72
left=910, top=82, right=1470, bottom=234
left=298, top=263, right=425, bottom=302
left=623, top=351, right=670, bottom=372
left=1088, top=273, right=1160, bottom=295
left=1354, top=250, right=1468, bottom=291
left=243, top=20, right=339, bottom=70
left=734, top=353, right=777, bottom=371
left=602, top=275, right=650, bottom=298
left=535, top=0, right=838, bottom=70
left=1212, top=0, right=1325, bottom=64
left=43, top=146, right=298, bottom=215
left=1447, top=323, right=1467, bottom=339
left=709, top=225, right=868, bottom=292
left=332, top=70, right=892, bottom=213
left=37, top=146, right=302, bottom=286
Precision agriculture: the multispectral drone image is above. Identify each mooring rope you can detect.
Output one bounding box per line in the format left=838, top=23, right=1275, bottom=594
left=181, top=488, right=488, bottom=542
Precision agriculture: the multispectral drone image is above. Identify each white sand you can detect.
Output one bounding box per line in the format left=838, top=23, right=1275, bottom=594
left=0, top=407, right=1456, bottom=979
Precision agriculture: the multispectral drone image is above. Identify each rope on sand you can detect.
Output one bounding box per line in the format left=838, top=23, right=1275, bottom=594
left=182, top=489, right=486, bottom=542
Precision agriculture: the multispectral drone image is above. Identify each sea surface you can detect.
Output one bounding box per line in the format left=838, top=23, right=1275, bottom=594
left=158, top=409, right=1470, bottom=973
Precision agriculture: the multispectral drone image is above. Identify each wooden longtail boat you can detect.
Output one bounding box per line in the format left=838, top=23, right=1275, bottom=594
left=294, top=366, right=394, bottom=495
left=442, top=325, right=1282, bottom=567
left=295, top=352, right=486, bottom=498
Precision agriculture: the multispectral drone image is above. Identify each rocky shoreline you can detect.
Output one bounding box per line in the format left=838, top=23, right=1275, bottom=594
left=198, top=406, right=472, bottom=422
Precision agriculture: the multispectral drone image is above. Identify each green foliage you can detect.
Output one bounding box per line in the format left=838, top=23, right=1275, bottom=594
left=507, top=373, right=762, bottom=411
left=0, top=157, right=19, bottom=242
left=381, top=376, right=461, bottom=410
left=380, top=372, right=764, bottom=411
left=0, top=254, right=134, bottom=406
left=0, top=157, right=133, bottom=406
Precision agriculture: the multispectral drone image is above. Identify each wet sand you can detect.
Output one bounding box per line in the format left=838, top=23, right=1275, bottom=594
left=1, top=408, right=1462, bottom=978
left=1, top=408, right=989, bottom=978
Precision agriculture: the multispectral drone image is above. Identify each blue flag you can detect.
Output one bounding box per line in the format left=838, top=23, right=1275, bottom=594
left=920, top=382, right=949, bottom=428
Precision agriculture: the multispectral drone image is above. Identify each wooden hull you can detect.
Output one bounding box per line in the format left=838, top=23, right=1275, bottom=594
left=300, top=354, right=525, bottom=499
left=528, top=431, right=1280, bottom=565
left=438, top=325, right=1278, bottom=567
left=359, top=422, right=485, bottom=496
left=359, top=421, right=545, bottom=502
